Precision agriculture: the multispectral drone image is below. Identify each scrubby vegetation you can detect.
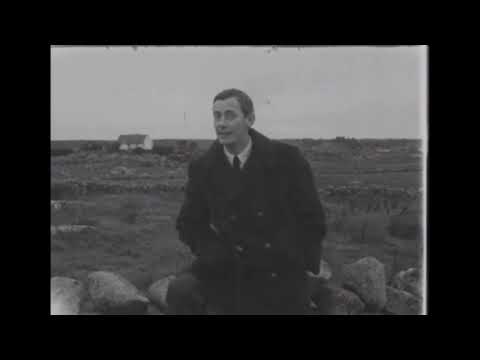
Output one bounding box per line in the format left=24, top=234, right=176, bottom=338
left=152, top=145, right=174, bottom=156
left=51, top=148, right=74, bottom=157
left=51, top=137, right=424, bottom=312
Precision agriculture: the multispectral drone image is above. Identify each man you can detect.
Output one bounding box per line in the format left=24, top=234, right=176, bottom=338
left=167, top=88, right=328, bottom=315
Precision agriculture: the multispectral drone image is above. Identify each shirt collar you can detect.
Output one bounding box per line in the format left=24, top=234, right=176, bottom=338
left=223, top=135, right=252, bottom=169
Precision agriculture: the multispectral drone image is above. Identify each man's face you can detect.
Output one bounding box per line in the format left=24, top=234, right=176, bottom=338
left=213, top=97, right=253, bottom=145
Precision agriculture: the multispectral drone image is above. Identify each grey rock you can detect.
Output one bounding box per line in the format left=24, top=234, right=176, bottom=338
left=51, top=277, right=86, bottom=315
left=342, top=256, right=387, bottom=310
left=385, top=286, right=421, bottom=315
left=79, top=312, right=101, bottom=315
left=86, top=271, right=150, bottom=315
left=330, top=285, right=365, bottom=315
left=147, top=275, right=176, bottom=311
left=147, top=304, right=166, bottom=315
left=79, top=298, right=96, bottom=313
left=392, top=268, right=422, bottom=298
left=118, top=268, right=152, bottom=291
left=358, top=312, right=383, bottom=315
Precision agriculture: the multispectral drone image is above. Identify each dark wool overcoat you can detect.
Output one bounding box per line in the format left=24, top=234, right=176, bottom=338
left=176, top=128, right=326, bottom=314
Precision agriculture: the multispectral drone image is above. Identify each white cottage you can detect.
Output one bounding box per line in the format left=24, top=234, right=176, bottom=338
left=117, top=134, right=153, bottom=151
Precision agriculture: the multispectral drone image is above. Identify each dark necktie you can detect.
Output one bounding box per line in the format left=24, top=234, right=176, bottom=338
left=233, top=155, right=241, bottom=172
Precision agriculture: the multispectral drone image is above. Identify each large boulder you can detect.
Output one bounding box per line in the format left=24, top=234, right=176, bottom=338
left=385, top=286, right=421, bottom=315
left=392, top=268, right=422, bottom=298
left=328, top=285, right=365, bottom=315
left=86, top=271, right=150, bottom=314
left=51, top=277, right=86, bottom=315
left=147, top=275, right=176, bottom=311
left=118, top=268, right=152, bottom=291
left=310, top=283, right=364, bottom=315
left=342, top=257, right=387, bottom=310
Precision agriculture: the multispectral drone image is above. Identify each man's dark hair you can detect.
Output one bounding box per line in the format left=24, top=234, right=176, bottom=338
left=213, top=89, right=255, bottom=118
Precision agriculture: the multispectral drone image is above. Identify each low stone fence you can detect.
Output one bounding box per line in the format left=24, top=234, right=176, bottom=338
left=51, top=180, right=186, bottom=199
left=51, top=257, right=423, bottom=315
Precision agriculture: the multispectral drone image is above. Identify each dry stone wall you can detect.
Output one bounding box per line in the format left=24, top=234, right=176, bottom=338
left=51, top=179, right=186, bottom=199
left=319, top=185, right=421, bottom=215
left=51, top=257, right=423, bottom=315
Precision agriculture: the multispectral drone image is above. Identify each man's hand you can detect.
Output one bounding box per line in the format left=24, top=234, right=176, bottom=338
left=306, top=270, right=327, bottom=308
left=306, top=270, right=321, bottom=278
left=306, top=266, right=330, bottom=281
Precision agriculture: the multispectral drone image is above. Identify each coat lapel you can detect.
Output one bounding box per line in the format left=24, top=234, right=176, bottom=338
left=203, top=128, right=278, bottom=214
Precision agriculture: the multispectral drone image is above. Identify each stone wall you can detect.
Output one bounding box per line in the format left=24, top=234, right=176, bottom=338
left=51, top=257, right=423, bottom=315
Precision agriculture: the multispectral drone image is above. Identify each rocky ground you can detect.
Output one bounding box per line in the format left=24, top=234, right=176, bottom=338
left=51, top=142, right=424, bottom=315
left=51, top=257, right=423, bottom=315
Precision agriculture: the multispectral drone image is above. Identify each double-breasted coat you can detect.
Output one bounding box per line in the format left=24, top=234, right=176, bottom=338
left=176, top=128, right=326, bottom=314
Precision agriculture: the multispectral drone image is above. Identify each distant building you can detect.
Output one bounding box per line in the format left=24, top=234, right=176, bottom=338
left=117, top=134, right=153, bottom=151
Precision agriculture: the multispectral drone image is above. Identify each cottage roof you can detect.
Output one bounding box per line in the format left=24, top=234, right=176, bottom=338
left=117, top=134, right=148, bottom=145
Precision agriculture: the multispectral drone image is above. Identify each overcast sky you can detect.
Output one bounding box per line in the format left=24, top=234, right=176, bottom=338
left=51, top=46, right=426, bottom=140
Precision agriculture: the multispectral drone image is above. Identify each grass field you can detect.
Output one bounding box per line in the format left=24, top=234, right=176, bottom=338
left=51, top=192, right=193, bottom=290
left=51, top=138, right=424, bottom=294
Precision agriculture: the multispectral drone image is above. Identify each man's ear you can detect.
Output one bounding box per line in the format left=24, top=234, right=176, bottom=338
left=247, top=113, right=255, bottom=127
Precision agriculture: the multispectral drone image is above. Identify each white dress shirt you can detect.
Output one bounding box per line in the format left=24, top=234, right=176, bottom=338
left=223, top=136, right=252, bottom=169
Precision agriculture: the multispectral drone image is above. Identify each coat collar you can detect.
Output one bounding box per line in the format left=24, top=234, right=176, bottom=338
left=204, top=128, right=276, bottom=171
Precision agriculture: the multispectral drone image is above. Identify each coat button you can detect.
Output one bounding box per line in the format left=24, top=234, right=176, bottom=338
left=235, top=245, right=244, bottom=253
left=257, top=211, right=264, bottom=217
left=230, top=215, right=237, bottom=221
left=264, top=243, right=271, bottom=249
left=270, top=272, right=277, bottom=278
